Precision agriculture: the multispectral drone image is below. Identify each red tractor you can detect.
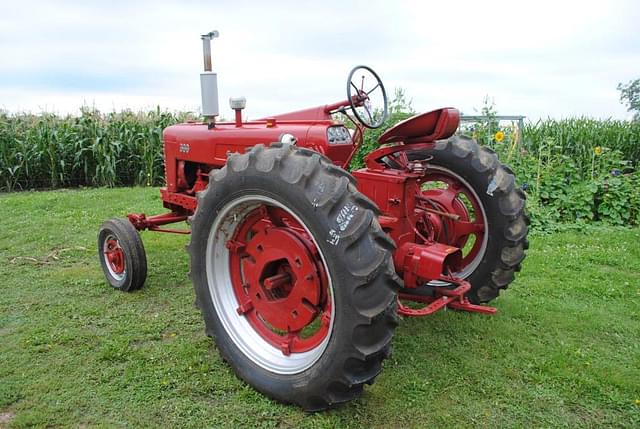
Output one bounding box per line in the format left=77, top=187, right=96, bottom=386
left=98, top=32, right=528, bottom=410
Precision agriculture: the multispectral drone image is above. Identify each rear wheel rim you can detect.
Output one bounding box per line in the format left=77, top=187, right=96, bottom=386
left=419, top=166, right=488, bottom=280
left=206, top=195, right=334, bottom=375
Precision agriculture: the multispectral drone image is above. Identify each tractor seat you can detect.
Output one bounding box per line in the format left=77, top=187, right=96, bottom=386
left=378, top=108, right=460, bottom=144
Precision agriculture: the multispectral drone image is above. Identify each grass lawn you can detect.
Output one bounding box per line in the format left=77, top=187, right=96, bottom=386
left=1, top=187, right=639, bottom=428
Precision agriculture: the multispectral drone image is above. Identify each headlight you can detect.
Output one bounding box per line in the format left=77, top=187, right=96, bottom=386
left=279, top=133, right=297, bottom=144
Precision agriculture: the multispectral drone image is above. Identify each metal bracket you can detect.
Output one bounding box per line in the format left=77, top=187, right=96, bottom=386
left=127, top=212, right=190, bottom=235
left=398, top=279, right=496, bottom=316
left=201, top=30, right=219, bottom=40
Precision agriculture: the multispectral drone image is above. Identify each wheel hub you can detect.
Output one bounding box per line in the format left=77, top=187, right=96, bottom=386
left=239, top=227, right=321, bottom=332
left=225, top=203, right=331, bottom=356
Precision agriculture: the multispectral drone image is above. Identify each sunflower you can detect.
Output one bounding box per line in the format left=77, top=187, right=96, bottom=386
left=594, top=146, right=603, bottom=156
left=494, top=131, right=505, bottom=142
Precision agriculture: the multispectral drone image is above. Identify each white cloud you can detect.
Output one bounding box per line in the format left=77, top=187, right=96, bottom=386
left=1, top=0, right=639, bottom=120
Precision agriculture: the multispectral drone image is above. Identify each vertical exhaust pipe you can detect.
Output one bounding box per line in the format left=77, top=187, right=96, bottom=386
left=200, top=31, right=219, bottom=128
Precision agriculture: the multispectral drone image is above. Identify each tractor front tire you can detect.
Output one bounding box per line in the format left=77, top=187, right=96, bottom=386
left=98, top=218, right=147, bottom=292
left=188, top=143, right=400, bottom=410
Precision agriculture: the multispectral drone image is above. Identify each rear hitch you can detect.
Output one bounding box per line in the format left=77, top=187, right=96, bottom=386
left=398, top=280, right=497, bottom=317
left=394, top=241, right=496, bottom=316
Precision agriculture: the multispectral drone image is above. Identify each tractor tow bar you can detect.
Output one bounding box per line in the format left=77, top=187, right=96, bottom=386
left=127, top=213, right=190, bottom=235
left=398, top=280, right=497, bottom=317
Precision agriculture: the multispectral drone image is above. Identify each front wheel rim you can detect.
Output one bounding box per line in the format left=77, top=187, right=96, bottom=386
left=103, top=235, right=126, bottom=281
left=205, top=195, right=334, bottom=375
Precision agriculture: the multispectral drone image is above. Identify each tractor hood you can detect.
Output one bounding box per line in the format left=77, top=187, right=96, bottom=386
left=163, top=119, right=354, bottom=169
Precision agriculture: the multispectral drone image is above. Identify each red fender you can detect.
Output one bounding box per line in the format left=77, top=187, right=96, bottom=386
left=378, top=108, right=460, bottom=144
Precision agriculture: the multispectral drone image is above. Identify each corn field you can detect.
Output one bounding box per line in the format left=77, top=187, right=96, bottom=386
left=1, top=106, right=639, bottom=227
left=0, top=108, right=194, bottom=191
left=522, top=118, right=640, bottom=175
left=460, top=116, right=640, bottom=228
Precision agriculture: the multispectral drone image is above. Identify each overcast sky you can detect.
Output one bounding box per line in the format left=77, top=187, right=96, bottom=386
left=1, top=0, right=639, bottom=121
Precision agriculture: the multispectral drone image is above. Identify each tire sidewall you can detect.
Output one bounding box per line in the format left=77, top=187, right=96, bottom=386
left=98, top=219, right=144, bottom=292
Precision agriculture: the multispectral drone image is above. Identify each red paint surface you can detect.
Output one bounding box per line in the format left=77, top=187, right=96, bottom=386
left=128, top=100, right=495, bottom=321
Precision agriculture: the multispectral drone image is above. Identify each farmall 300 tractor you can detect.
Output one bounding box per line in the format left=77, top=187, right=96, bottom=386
left=98, top=32, right=528, bottom=410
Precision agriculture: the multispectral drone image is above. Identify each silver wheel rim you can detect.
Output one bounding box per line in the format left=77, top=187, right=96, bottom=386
left=102, top=233, right=126, bottom=281
left=426, top=165, right=489, bottom=285
left=205, top=195, right=335, bottom=375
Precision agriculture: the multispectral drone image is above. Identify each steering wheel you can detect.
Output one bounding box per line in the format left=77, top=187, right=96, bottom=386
left=347, top=65, right=388, bottom=129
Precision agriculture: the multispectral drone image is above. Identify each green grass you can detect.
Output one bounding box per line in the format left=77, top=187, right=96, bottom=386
left=1, top=187, right=639, bottom=428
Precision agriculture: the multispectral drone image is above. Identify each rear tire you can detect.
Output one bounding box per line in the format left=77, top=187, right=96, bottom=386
left=398, top=136, right=529, bottom=303
left=188, top=143, right=400, bottom=410
left=98, top=218, right=147, bottom=292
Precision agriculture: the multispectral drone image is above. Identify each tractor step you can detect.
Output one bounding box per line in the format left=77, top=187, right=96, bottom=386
left=397, top=280, right=496, bottom=317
